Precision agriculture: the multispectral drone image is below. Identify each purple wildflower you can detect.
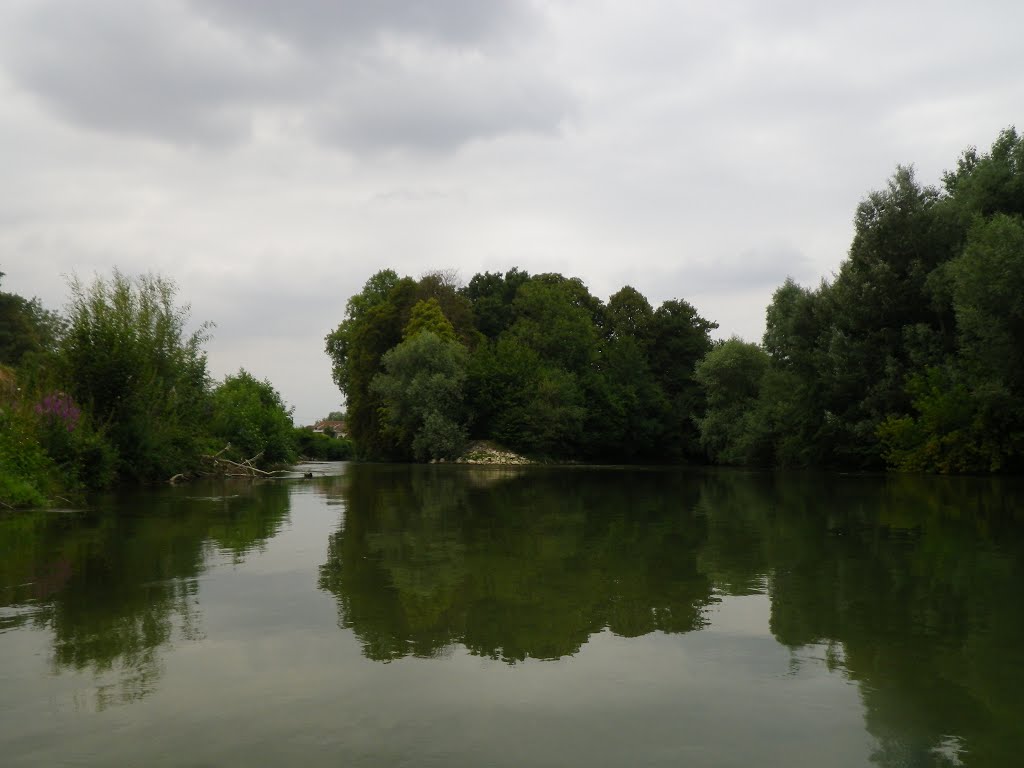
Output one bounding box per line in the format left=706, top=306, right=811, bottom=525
left=34, top=391, right=81, bottom=432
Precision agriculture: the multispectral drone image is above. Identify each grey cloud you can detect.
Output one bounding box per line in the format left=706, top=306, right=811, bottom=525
left=633, top=245, right=817, bottom=304
left=4, top=1, right=302, bottom=146
left=317, top=62, right=571, bottom=152
left=192, top=0, right=536, bottom=49
left=1, top=0, right=564, bottom=151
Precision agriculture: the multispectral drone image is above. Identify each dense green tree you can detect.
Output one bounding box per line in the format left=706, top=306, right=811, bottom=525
left=57, top=271, right=211, bottom=482
left=694, top=338, right=773, bottom=465
left=325, top=271, right=417, bottom=459
left=0, top=273, right=60, bottom=368
left=863, top=131, right=1024, bottom=473
left=461, top=268, right=531, bottom=339
left=403, top=298, right=457, bottom=341
left=584, top=334, right=667, bottom=460
left=414, top=270, right=478, bottom=345
left=495, top=363, right=586, bottom=457
left=293, top=427, right=353, bottom=460
left=648, top=299, right=718, bottom=460
left=209, top=369, right=297, bottom=465
left=748, top=130, right=1024, bottom=472
left=821, top=166, right=957, bottom=467
left=605, top=285, right=654, bottom=346
left=370, top=331, right=469, bottom=461
left=509, top=276, right=600, bottom=372
left=581, top=286, right=670, bottom=460
left=879, top=213, right=1024, bottom=472
left=760, top=279, right=835, bottom=466
left=332, top=268, right=718, bottom=463
left=948, top=213, right=1024, bottom=388
left=942, top=126, right=1024, bottom=221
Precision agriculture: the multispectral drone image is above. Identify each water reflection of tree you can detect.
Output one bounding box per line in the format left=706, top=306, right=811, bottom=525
left=318, top=466, right=714, bottom=663
left=0, top=481, right=292, bottom=709
left=750, top=473, right=1024, bottom=768
left=320, top=466, right=1024, bottom=766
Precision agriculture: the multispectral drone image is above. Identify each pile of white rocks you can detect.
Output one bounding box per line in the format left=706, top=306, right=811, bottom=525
left=451, top=441, right=533, bottom=465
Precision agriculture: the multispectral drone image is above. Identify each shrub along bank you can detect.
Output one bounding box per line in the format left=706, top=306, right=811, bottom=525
left=0, top=271, right=300, bottom=508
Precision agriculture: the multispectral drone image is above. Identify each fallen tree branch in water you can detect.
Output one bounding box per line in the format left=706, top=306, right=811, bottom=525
left=167, top=446, right=294, bottom=483
left=192, top=448, right=294, bottom=479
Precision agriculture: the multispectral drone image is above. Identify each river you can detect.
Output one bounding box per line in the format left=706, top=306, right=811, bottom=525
left=1, top=463, right=1022, bottom=766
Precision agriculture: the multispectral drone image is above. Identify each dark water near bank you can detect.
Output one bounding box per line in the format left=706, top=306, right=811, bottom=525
left=1, top=464, right=1022, bottom=767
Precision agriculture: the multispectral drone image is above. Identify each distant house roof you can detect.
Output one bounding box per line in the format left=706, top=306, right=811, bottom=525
left=313, top=419, right=347, bottom=435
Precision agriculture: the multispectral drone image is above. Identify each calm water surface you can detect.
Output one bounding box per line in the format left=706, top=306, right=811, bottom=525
left=1, top=464, right=1022, bottom=767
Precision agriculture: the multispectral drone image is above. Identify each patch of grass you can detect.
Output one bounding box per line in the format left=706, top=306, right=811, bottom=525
left=0, top=472, right=48, bottom=509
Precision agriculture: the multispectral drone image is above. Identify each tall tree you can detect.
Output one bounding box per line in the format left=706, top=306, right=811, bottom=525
left=648, top=299, right=717, bottom=460
left=370, top=331, right=469, bottom=461
left=694, top=338, right=772, bottom=465
left=325, top=271, right=417, bottom=459
left=0, top=272, right=60, bottom=368
left=58, top=271, right=211, bottom=481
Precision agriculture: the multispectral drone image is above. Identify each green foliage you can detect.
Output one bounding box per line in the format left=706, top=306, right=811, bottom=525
left=878, top=369, right=1016, bottom=473
left=1, top=271, right=300, bottom=500
left=509, top=276, right=600, bottom=372
left=325, top=271, right=414, bottom=459
left=333, top=267, right=717, bottom=463
left=294, top=428, right=354, bottom=460
left=694, top=339, right=772, bottom=465
left=496, top=364, right=585, bottom=458
left=370, top=331, right=469, bottom=461
left=648, top=299, right=718, bottom=460
left=32, top=392, right=117, bottom=491
left=0, top=406, right=56, bottom=508
left=584, top=335, right=667, bottom=461
left=947, top=214, right=1024, bottom=385
left=414, top=270, right=478, bottom=345
left=58, top=271, right=212, bottom=482
left=741, top=127, right=1024, bottom=473
left=461, top=268, right=531, bottom=339
left=403, top=298, right=456, bottom=341
left=209, top=370, right=297, bottom=465
left=0, top=272, right=61, bottom=367
left=605, top=285, right=654, bottom=345
left=0, top=370, right=115, bottom=507
left=943, top=126, right=1024, bottom=220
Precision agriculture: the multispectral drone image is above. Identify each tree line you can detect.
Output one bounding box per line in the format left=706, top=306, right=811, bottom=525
left=705, top=127, right=1024, bottom=472
left=327, top=127, right=1024, bottom=472
left=3, top=126, right=1021, bottom=506
left=0, top=270, right=349, bottom=508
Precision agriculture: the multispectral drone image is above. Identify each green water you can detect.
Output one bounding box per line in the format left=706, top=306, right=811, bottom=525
left=1, top=464, right=1022, bottom=767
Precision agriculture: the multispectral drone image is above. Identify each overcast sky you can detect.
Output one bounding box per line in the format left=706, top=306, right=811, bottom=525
left=1, top=0, right=1020, bottom=424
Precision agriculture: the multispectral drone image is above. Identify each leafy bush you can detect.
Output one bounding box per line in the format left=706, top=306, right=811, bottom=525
left=209, top=370, right=297, bottom=465
left=294, top=428, right=354, bottom=460
left=58, top=271, right=212, bottom=482
left=0, top=405, right=56, bottom=508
